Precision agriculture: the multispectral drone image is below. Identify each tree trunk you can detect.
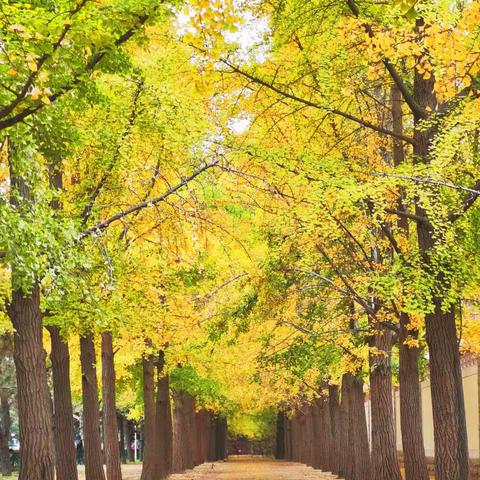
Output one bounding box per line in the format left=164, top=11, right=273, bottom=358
left=172, top=390, right=188, bottom=472
left=301, top=405, right=312, bottom=465
left=140, top=355, right=158, bottom=480
left=7, top=140, right=56, bottom=480
left=369, top=328, right=402, bottom=480
left=48, top=325, right=78, bottom=480
left=207, top=412, right=216, bottom=462
left=102, top=332, right=122, bottom=480
left=0, top=391, right=12, bottom=476
left=156, top=352, right=172, bottom=478
left=194, top=411, right=205, bottom=465
left=411, top=23, right=469, bottom=479
left=339, top=375, right=352, bottom=480
left=390, top=85, right=429, bottom=480
left=293, top=414, right=302, bottom=462
left=275, top=412, right=286, bottom=459
left=349, top=374, right=371, bottom=480
left=285, top=417, right=292, bottom=461
left=118, top=414, right=126, bottom=463
left=126, top=421, right=135, bottom=462
left=328, top=386, right=341, bottom=475
left=310, top=403, right=320, bottom=469
left=8, top=285, right=55, bottom=480
left=185, top=394, right=197, bottom=469
left=425, top=304, right=468, bottom=480
left=399, top=313, right=429, bottom=480
left=80, top=334, right=106, bottom=480
left=320, top=397, right=332, bottom=471
left=214, top=416, right=227, bottom=461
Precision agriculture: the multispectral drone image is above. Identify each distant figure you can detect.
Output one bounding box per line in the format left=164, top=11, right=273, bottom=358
left=76, top=438, right=84, bottom=465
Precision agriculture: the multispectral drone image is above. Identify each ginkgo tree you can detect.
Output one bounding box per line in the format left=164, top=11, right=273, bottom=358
left=1, top=1, right=480, bottom=480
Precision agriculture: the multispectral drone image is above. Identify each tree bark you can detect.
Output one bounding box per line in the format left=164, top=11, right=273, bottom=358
left=118, top=414, right=125, bottom=463
left=0, top=390, right=12, bottom=476
left=101, top=332, right=122, bottom=480
left=275, top=412, right=286, bottom=459
left=349, top=374, right=371, bottom=480
left=140, top=355, right=158, bottom=480
left=172, top=390, right=188, bottom=472
left=284, top=417, right=292, bottom=461
left=8, top=286, right=55, bottom=480
left=319, top=397, right=332, bottom=471
left=80, top=334, right=106, bottom=480
left=48, top=325, right=78, bottom=480
left=207, top=412, right=216, bottom=462
left=156, top=351, right=172, bottom=478
left=293, top=414, right=302, bottom=463
left=339, top=375, right=352, bottom=480
left=126, top=421, right=135, bottom=462
left=369, top=328, right=402, bottom=480
left=185, top=393, right=197, bottom=469
left=213, top=416, right=227, bottom=461
left=328, top=386, right=341, bottom=475
left=301, top=405, right=312, bottom=465
left=398, top=313, right=429, bottom=480
left=310, top=403, right=320, bottom=469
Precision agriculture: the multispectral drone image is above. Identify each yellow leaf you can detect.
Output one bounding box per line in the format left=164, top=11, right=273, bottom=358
left=28, top=61, right=38, bottom=72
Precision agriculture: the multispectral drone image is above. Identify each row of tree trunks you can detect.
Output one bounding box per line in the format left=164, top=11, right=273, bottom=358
left=280, top=315, right=429, bottom=480
left=170, top=389, right=226, bottom=473
left=47, top=330, right=224, bottom=480
left=280, top=361, right=428, bottom=480
left=280, top=374, right=370, bottom=480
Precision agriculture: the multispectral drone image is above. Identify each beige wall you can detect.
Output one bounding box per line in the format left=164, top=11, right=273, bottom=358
left=367, top=361, right=479, bottom=458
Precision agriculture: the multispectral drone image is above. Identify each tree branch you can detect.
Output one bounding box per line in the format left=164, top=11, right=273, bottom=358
left=345, top=0, right=427, bottom=119
left=448, top=179, right=480, bottom=222
left=78, top=160, right=219, bottom=239
left=0, top=13, right=151, bottom=131
left=375, top=173, right=480, bottom=222
left=219, top=58, right=416, bottom=145
left=0, top=0, right=90, bottom=120
left=384, top=207, right=429, bottom=225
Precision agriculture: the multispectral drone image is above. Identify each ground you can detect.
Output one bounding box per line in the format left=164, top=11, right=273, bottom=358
left=169, top=456, right=338, bottom=480
left=3, top=456, right=338, bottom=479
left=4, top=457, right=436, bottom=479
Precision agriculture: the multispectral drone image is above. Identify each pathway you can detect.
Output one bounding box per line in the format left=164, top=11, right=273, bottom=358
left=82, top=456, right=339, bottom=480
left=169, top=456, right=338, bottom=480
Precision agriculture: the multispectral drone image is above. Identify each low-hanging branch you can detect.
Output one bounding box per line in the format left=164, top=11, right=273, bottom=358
left=78, top=160, right=219, bottom=240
